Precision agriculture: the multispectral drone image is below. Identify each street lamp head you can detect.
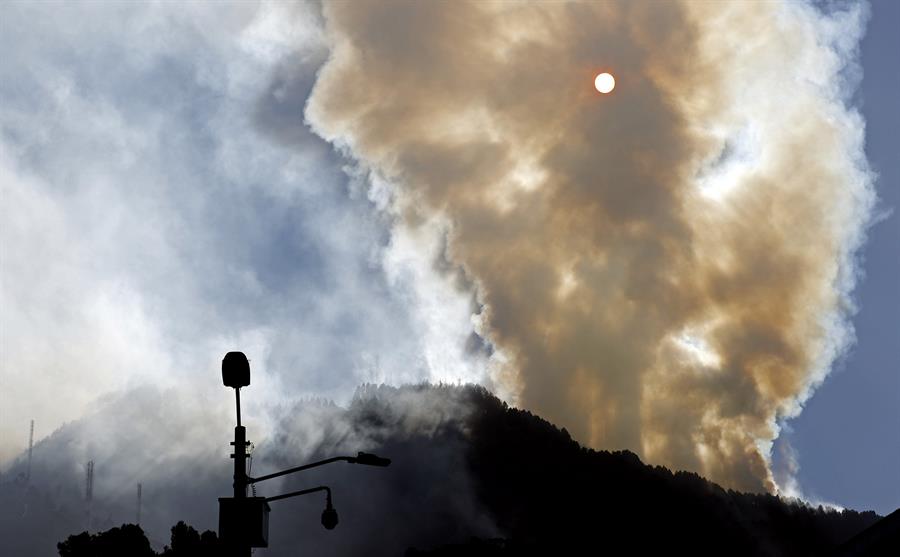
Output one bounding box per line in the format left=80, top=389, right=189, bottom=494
left=321, top=505, right=339, bottom=530
left=354, top=452, right=391, bottom=467
left=222, top=351, right=250, bottom=388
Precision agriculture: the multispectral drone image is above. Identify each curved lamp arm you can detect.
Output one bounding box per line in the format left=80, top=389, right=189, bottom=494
left=248, top=452, right=390, bottom=485
left=265, top=485, right=331, bottom=504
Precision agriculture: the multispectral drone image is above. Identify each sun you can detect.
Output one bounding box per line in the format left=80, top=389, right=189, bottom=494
left=594, top=72, right=615, bottom=94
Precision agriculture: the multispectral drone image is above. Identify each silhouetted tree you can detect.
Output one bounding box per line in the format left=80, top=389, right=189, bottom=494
left=58, top=523, right=155, bottom=557
left=160, top=521, right=219, bottom=557
left=58, top=521, right=218, bottom=557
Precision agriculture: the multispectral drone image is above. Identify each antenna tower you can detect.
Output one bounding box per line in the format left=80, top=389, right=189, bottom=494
left=136, top=483, right=142, bottom=525
left=85, top=460, right=94, bottom=531
left=26, top=420, right=34, bottom=484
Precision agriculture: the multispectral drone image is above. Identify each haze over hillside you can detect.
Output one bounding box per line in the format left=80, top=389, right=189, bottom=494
left=1, top=384, right=887, bottom=556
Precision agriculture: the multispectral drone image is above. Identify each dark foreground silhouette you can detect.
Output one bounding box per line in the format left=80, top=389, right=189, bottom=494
left=58, top=521, right=217, bottom=557
left=404, top=387, right=898, bottom=556
left=47, top=384, right=897, bottom=556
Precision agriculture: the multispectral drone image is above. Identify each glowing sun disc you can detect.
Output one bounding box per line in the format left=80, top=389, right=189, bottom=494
left=594, top=72, right=615, bottom=94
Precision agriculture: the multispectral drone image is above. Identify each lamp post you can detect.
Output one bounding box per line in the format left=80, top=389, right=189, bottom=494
left=222, top=352, right=250, bottom=501
left=218, top=352, right=391, bottom=555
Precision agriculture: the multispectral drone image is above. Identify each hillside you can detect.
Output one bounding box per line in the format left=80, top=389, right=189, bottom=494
left=1, top=383, right=890, bottom=556
left=415, top=385, right=882, bottom=555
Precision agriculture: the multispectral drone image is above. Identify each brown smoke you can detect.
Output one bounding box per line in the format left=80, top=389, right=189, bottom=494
left=306, top=0, right=873, bottom=492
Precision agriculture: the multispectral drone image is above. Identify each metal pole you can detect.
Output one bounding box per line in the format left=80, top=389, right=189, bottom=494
left=232, top=387, right=247, bottom=498
left=230, top=388, right=250, bottom=557
left=233, top=425, right=247, bottom=499
left=235, top=387, right=242, bottom=428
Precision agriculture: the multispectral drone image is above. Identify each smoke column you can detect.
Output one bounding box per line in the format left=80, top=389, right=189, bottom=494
left=307, top=0, right=875, bottom=492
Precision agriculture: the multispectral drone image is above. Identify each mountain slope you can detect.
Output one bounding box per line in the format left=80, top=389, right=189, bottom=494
left=1, top=383, right=888, bottom=557
left=410, top=385, right=882, bottom=556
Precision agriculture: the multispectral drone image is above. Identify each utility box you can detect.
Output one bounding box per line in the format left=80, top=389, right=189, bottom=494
left=222, top=351, right=250, bottom=388
left=218, top=497, right=270, bottom=548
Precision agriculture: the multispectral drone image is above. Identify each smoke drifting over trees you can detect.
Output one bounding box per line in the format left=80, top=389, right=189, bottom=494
left=1, top=385, right=495, bottom=556
left=306, top=0, right=876, bottom=492
left=3, top=385, right=887, bottom=556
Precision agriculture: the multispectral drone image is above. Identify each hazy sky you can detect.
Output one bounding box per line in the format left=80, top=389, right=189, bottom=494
left=0, top=0, right=896, bottom=520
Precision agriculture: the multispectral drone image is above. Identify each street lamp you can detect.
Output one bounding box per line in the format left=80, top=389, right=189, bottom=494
left=218, top=352, right=391, bottom=555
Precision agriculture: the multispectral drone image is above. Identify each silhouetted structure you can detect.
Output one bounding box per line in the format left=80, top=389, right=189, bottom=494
left=27, top=420, right=34, bottom=484
left=84, top=461, right=93, bottom=532
left=217, top=351, right=391, bottom=555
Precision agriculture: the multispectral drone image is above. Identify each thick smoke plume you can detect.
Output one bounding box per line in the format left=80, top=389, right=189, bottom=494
left=307, top=0, right=875, bottom=492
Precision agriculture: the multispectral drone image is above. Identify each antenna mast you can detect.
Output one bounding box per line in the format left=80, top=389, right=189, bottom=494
left=26, top=420, right=34, bottom=484
left=85, top=460, right=94, bottom=531
left=136, top=483, right=142, bottom=525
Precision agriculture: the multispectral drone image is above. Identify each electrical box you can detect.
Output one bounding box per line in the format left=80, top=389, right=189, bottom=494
left=218, top=497, right=270, bottom=548
left=222, top=351, right=250, bottom=388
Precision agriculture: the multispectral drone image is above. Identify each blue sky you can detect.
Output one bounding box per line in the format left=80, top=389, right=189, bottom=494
left=0, top=0, right=896, bottom=519
left=774, top=0, right=899, bottom=514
